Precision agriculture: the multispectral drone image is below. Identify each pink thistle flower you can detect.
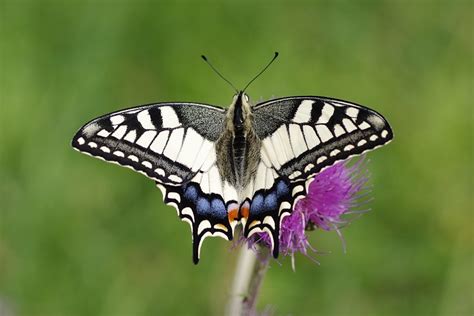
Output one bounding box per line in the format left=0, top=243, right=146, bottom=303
left=246, top=157, right=370, bottom=260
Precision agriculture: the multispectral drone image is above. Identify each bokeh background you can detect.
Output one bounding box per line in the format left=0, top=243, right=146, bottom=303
left=1, top=1, right=472, bottom=315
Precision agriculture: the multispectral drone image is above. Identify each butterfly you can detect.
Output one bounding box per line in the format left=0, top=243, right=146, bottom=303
left=71, top=55, right=393, bottom=264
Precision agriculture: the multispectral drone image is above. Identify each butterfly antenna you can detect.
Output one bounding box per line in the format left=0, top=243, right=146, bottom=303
left=201, top=55, right=238, bottom=93
left=243, top=52, right=279, bottom=92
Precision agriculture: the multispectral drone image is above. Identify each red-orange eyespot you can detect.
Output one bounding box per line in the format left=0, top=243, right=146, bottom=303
left=240, top=206, right=250, bottom=219
left=228, top=208, right=239, bottom=222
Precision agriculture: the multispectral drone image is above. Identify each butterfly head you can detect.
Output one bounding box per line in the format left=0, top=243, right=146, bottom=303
left=230, top=91, right=252, bottom=130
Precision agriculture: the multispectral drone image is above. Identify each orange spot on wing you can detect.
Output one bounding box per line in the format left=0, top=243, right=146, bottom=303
left=240, top=206, right=249, bottom=219
left=228, top=208, right=239, bottom=222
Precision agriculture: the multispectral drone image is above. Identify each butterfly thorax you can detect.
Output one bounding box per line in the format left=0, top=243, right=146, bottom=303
left=216, top=92, right=261, bottom=197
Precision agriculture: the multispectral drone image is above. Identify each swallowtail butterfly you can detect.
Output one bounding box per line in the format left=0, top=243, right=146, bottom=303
left=72, top=56, right=393, bottom=263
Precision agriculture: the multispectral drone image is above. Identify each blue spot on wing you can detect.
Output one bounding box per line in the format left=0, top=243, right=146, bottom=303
left=264, top=192, right=277, bottom=211
left=249, top=179, right=291, bottom=217
left=250, top=194, right=264, bottom=214
left=184, top=185, right=198, bottom=202
left=195, top=196, right=227, bottom=219
left=210, top=199, right=227, bottom=218
left=196, top=197, right=210, bottom=215
left=276, top=180, right=289, bottom=197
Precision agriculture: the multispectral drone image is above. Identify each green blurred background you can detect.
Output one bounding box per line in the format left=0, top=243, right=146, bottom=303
left=1, top=1, right=472, bottom=315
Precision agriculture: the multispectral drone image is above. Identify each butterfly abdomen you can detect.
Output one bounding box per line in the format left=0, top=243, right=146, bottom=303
left=232, top=123, right=246, bottom=175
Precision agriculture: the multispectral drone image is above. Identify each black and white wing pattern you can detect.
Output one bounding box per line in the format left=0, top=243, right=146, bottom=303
left=243, top=96, right=393, bottom=257
left=72, top=102, right=238, bottom=263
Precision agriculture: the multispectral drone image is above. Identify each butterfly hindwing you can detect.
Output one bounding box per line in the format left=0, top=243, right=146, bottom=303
left=241, top=175, right=307, bottom=258
left=243, top=96, right=393, bottom=256
left=157, top=176, right=239, bottom=264
left=72, top=102, right=238, bottom=263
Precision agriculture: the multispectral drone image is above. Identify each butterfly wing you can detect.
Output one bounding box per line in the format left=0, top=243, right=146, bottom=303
left=246, top=96, right=393, bottom=257
left=72, top=102, right=238, bottom=263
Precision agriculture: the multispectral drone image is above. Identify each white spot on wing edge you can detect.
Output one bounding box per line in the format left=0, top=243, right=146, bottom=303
left=289, top=170, right=302, bottom=180
left=100, top=146, right=110, bottom=153
left=110, top=115, right=125, bottom=125
left=141, top=161, right=152, bottom=169
left=357, top=140, right=367, bottom=146
left=77, top=137, right=85, bottom=145
left=278, top=201, right=291, bottom=215
left=344, top=145, right=355, bottom=151
left=214, top=224, right=229, bottom=233
left=263, top=216, right=275, bottom=229
left=197, top=220, right=212, bottom=235
left=181, top=207, right=195, bottom=222
left=155, top=168, right=165, bottom=177
left=330, top=149, right=340, bottom=157
left=167, top=191, right=181, bottom=203
left=291, top=185, right=304, bottom=197
left=169, top=174, right=183, bottom=183
left=317, top=156, right=327, bottom=164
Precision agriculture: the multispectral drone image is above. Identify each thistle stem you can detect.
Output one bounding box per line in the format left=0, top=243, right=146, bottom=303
left=226, top=245, right=271, bottom=316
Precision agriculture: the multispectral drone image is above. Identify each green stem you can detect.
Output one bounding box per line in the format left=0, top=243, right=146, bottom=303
left=226, top=246, right=271, bottom=316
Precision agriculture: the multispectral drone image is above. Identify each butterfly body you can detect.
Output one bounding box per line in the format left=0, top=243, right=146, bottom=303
left=72, top=92, right=392, bottom=263
left=217, top=92, right=260, bottom=193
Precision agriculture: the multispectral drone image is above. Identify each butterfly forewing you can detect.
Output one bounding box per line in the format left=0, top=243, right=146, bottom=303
left=253, top=96, right=393, bottom=180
